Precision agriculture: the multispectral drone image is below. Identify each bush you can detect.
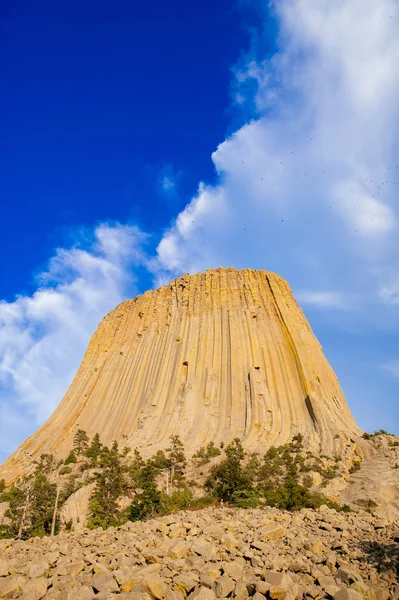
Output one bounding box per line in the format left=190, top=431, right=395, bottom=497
left=159, top=489, right=193, bottom=513
left=59, top=466, right=72, bottom=475
left=65, top=520, right=73, bottom=532
left=193, top=442, right=221, bottom=465
left=364, top=429, right=394, bottom=439
left=64, top=451, right=77, bottom=465
left=349, top=460, right=361, bottom=474
left=231, top=489, right=260, bottom=508
left=187, top=496, right=216, bottom=510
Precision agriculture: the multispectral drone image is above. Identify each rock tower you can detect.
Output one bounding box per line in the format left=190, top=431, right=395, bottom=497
left=0, top=268, right=362, bottom=484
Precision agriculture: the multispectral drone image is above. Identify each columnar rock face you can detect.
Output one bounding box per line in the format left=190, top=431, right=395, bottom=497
left=0, top=268, right=362, bottom=483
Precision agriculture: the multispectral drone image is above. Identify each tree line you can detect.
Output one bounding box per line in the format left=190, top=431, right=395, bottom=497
left=0, top=430, right=351, bottom=540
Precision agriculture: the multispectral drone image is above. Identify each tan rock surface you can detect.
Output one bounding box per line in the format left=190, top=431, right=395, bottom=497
left=59, top=483, right=95, bottom=531
left=0, top=268, right=364, bottom=484
left=0, top=506, right=398, bottom=599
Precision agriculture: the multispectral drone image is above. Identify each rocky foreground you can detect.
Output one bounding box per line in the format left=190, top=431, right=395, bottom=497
left=1, top=506, right=398, bottom=600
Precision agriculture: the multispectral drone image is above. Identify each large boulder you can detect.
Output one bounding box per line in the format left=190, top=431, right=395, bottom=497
left=59, top=483, right=95, bottom=531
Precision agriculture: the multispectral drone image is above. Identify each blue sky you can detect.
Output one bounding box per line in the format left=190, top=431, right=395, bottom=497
left=1, top=0, right=398, bottom=462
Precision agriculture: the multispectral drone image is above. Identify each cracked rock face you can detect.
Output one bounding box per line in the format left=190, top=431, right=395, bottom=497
left=0, top=268, right=363, bottom=484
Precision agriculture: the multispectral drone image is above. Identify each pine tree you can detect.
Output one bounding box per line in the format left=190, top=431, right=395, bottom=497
left=50, top=485, right=61, bottom=536
left=29, top=471, right=57, bottom=537
left=166, top=435, right=187, bottom=492
left=86, top=433, right=102, bottom=465
left=64, top=451, right=77, bottom=465
left=129, top=449, right=146, bottom=486
left=129, top=461, right=161, bottom=521
left=151, top=450, right=172, bottom=494
left=205, top=438, right=254, bottom=502
left=0, top=485, right=26, bottom=539
left=87, top=441, right=126, bottom=529
left=73, top=429, right=89, bottom=456
left=1, top=455, right=58, bottom=539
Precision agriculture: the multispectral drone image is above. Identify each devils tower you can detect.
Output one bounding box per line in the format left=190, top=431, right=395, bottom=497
left=0, top=268, right=363, bottom=484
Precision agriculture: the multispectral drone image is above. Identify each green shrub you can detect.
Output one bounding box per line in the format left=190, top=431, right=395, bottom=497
left=231, top=489, right=260, bottom=508
left=59, top=466, right=72, bottom=475
left=193, top=442, right=221, bottom=465
left=188, top=496, right=216, bottom=510
left=65, top=520, right=73, bottom=532
left=159, top=489, right=193, bottom=513
left=349, top=460, right=361, bottom=474
left=64, top=451, right=77, bottom=465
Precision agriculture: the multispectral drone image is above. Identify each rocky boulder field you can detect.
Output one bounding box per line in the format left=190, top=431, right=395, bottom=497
left=1, top=506, right=398, bottom=600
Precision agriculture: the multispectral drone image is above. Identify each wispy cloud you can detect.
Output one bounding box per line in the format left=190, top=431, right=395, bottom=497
left=0, top=223, right=147, bottom=460
left=296, top=291, right=349, bottom=310
left=157, top=164, right=182, bottom=202
left=381, top=361, right=399, bottom=379
left=379, top=275, right=399, bottom=305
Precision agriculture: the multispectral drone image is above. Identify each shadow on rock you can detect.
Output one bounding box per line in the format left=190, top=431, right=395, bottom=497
left=358, top=539, right=399, bottom=578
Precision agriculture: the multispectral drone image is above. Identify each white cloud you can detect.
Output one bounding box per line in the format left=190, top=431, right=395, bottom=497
left=157, top=164, right=182, bottom=203
left=0, top=223, right=147, bottom=460
left=154, top=0, right=399, bottom=311
left=381, top=361, right=399, bottom=379
left=379, top=274, right=399, bottom=305
left=161, top=175, right=176, bottom=194
left=296, top=291, right=348, bottom=310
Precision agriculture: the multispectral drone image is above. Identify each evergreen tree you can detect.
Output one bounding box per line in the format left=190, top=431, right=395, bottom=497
left=192, top=442, right=221, bottom=465
left=129, top=449, right=146, bottom=486
left=1, top=455, right=58, bottom=539
left=129, top=461, right=161, bottom=521
left=205, top=438, right=254, bottom=502
left=73, top=429, right=89, bottom=456
left=87, top=441, right=126, bottom=529
left=166, top=435, right=187, bottom=492
left=0, top=485, right=26, bottom=539
left=86, top=433, right=102, bottom=464
left=64, top=451, right=77, bottom=465
left=29, top=470, right=57, bottom=537
left=151, top=450, right=172, bottom=494
left=0, top=480, right=5, bottom=495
